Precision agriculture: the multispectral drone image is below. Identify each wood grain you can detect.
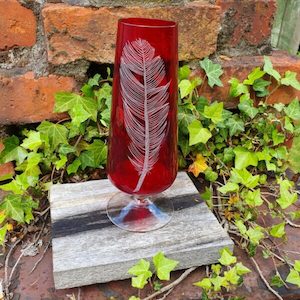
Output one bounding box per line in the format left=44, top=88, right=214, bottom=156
left=49, top=172, right=233, bottom=289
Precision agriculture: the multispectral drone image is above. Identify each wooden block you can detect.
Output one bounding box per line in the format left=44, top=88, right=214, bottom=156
left=49, top=172, right=233, bottom=289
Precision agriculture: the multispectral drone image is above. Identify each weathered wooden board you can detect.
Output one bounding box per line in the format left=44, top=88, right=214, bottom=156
left=49, top=172, right=233, bottom=289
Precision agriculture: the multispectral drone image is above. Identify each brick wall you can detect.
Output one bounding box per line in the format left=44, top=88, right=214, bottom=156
left=0, top=0, right=299, bottom=125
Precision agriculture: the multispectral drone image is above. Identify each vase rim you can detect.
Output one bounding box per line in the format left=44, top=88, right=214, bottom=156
left=119, top=18, right=177, bottom=28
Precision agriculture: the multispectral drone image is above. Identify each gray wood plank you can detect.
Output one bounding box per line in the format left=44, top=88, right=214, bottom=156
left=49, top=172, right=233, bottom=289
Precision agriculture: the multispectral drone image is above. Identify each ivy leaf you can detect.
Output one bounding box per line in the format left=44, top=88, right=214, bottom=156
left=218, top=248, right=237, bottom=266
left=199, top=58, right=223, bottom=88
left=178, top=65, right=191, bottom=81
left=234, top=147, right=258, bottom=169
left=263, top=56, right=281, bottom=82
left=58, top=144, right=75, bottom=155
left=271, top=274, right=284, bottom=288
left=201, top=187, right=213, bottom=209
left=128, top=259, right=152, bottom=289
left=286, top=269, right=300, bottom=287
left=0, top=194, right=24, bottom=223
left=281, top=71, right=300, bottom=90
left=235, top=220, right=247, bottom=235
left=204, top=168, right=218, bottom=182
left=247, top=226, right=264, bottom=245
left=229, top=78, right=248, bottom=97
left=54, top=155, right=68, bottom=170
left=0, top=136, right=28, bottom=165
left=288, top=135, right=300, bottom=173
left=235, top=262, right=251, bottom=275
left=153, top=252, right=178, bottom=281
left=194, top=278, right=212, bottom=290
left=129, top=297, right=140, bottom=300
left=270, top=222, right=286, bottom=238
left=276, top=179, right=298, bottom=209
left=188, top=120, right=212, bottom=146
left=238, top=99, right=258, bottom=119
left=37, top=121, right=69, bottom=150
left=69, top=103, right=92, bottom=126
left=54, top=92, right=98, bottom=121
left=211, top=264, right=222, bottom=275
left=245, top=189, right=263, bottom=207
left=289, top=210, right=300, bottom=221
left=178, top=106, right=197, bottom=135
left=87, top=73, right=101, bottom=87
left=230, top=168, right=259, bottom=189
left=226, top=116, right=245, bottom=136
left=224, top=267, right=240, bottom=285
left=272, top=129, right=285, bottom=146
left=284, top=116, right=294, bottom=132
left=21, top=131, right=42, bottom=151
left=80, top=140, right=107, bottom=169
left=253, top=78, right=271, bottom=97
left=179, top=79, right=194, bottom=99
left=294, top=260, right=300, bottom=272
left=203, top=102, right=223, bottom=124
left=188, top=154, right=208, bottom=177
left=223, top=147, right=235, bottom=163
left=67, top=158, right=81, bottom=175
left=0, top=225, right=7, bottom=245
left=95, top=82, right=112, bottom=110
left=218, top=182, right=239, bottom=194
left=243, top=67, right=265, bottom=85
left=284, top=98, right=300, bottom=120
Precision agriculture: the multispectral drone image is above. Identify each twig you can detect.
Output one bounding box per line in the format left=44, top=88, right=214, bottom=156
left=29, top=241, right=51, bottom=274
left=156, top=287, right=174, bottom=300
left=142, top=267, right=197, bottom=300
left=284, top=216, right=300, bottom=228
left=250, top=257, right=283, bottom=300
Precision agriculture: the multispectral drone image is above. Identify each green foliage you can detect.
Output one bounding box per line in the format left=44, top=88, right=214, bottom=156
left=128, top=252, right=178, bottom=296
left=199, top=58, right=223, bottom=88
left=0, top=72, right=111, bottom=244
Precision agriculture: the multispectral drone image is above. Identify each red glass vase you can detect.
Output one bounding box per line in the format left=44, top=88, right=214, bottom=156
left=107, top=18, right=178, bottom=232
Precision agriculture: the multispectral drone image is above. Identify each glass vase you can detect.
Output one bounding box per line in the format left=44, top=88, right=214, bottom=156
left=107, top=18, right=178, bottom=232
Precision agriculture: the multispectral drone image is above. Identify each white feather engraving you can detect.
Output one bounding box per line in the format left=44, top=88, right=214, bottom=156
left=120, top=38, right=170, bottom=193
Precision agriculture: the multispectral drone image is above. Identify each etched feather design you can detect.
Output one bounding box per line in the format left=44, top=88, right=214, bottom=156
left=120, top=38, right=170, bottom=193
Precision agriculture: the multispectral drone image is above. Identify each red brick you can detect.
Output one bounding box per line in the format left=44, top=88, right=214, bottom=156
left=0, top=72, right=77, bottom=124
left=194, top=52, right=300, bottom=107
left=42, top=2, right=221, bottom=64
left=0, top=0, right=37, bottom=50
left=216, top=0, right=276, bottom=48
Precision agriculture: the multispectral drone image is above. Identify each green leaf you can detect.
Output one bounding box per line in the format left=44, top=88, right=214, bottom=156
left=81, top=83, right=94, bottom=98
left=67, top=158, right=81, bottom=175
left=274, top=103, right=285, bottom=112
left=245, top=189, right=263, bottom=207
left=21, top=131, right=42, bottom=151
left=234, top=147, right=258, bottom=169
left=80, top=140, right=107, bottom=169
left=224, top=267, right=240, bottom=285
left=0, top=224, right=7, bottom=245
left=153, top=252, right=178, bottom=281
left=235, top=262, right=251, bottom=275
left=188, top=120, right=212, bottom=146
left=218, top=182, right=239, bottom=194
left=199, top=58, right=223, bottom=88
left=128, top=259, right=152, bottom=289
left=284, top=98, right=300, bottom=120
left=203, top=102, right=223, bottom=124
left=210, top=276, right=228, bottom=291
left=178, top=106, right=197, bottom=135
left=238, top=99, right=258, bottom=119
left=286, top=269, right=300, bottom=287
left=289, top=135, right=300, bottom=173
left=0, top=136, right=28, bottom=165
left=235, top=220, right=247, bottom=235
left=204, top=168, right=218, bottom=182
left=87, top=73, right=101, bottom=87
left=226, top=116, right=245, bottom=136
left=95, top=82, right=112, bottom=110
left=54, top=92, right=98, bottom=121
left=218, top=247, right=237, bottom=266
left=253, top=78, right=271, bottom=97
left=223, top=147, right=235, bottom=163
left=247, top=226, right=264, bottom=245
left=272, top=129, right=285, bottom=146
left=37, top=121, right=69, bottom=150
left=194, top=278, right=212, bottom=290
left=58, top=144, right=75, bottom=155
left=289, top=210, right=300, bottom=221
left=294, top=260, right=300, bottom=272
left=263, top=56, right=281, bottom=82
left=243, top=67, right=265, bottom=85
left=276, top=179, right=298, bottom=209
left=281, top=71, right=300, bottom=90
left=230, top=168, right=260, bottom=189
left=128, top=296, right=140, bottom=300
left=229, top=78, right=248, bottom=97
left=54, top=155, right=67, bottom=170
left=211, top=264, right=222, bottom=275
left=178, top=65, right=191, bottom=81
left=201, top=187, right=212, bottom=209
left=69, top=103, right=92, bottom=126
left=271, top=274, right=284, bottom=288
left=0, top=194, right=24, bottom=223
left=179, top=79, right=194, bottom=99
left=284, top=116, right=294, bottom=132
left=270, top=222, right=286, bottom=238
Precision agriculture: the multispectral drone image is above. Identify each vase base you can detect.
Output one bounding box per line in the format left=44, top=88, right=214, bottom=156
left=106, top=192, right=173, bottom=232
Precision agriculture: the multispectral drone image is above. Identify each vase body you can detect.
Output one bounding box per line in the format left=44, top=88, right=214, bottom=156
left=108, top=18, right=178, bottom=196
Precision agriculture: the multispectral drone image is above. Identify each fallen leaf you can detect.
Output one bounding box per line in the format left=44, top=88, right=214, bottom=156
left=188, top=154, right=208, bottom=177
